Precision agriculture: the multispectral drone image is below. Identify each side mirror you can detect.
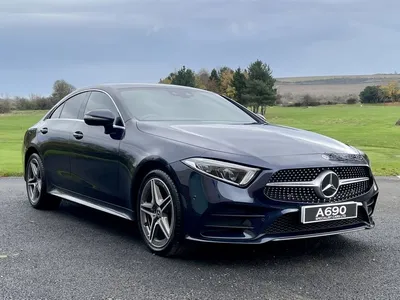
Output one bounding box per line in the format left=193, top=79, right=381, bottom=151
left=256, top=113, right=266, bottom=121
left=84, top=109, right=115, bottom=127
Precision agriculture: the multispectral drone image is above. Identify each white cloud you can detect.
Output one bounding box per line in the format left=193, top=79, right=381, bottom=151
left=0, top=12, right=164, bottom=32
left=1, top=0, right=400, bottom=96
left=0, top=0, right=269, bottom=32
left=0, top=0, right=398, bottom=43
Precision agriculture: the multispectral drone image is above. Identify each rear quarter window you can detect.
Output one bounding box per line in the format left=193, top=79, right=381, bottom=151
left=49, top=103, right=64, bottom=119
left=60, top=92, right=88, bottom=119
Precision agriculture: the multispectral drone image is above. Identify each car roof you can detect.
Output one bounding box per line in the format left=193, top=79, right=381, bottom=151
left=74, top=83, right=208, bottom=94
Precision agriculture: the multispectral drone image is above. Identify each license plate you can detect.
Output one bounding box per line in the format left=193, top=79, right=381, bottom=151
left=300, top=202, right=358, bottom=224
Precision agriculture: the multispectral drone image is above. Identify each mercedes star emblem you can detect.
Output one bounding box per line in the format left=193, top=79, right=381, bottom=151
left=315, top=170, right=340, bottom=199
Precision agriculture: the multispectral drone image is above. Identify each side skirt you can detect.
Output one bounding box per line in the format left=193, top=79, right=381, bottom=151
left=49, top=188, right=134, bottom=221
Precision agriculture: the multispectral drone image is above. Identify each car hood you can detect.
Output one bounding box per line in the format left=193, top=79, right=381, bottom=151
left=136, top=121, right=359, bottom=158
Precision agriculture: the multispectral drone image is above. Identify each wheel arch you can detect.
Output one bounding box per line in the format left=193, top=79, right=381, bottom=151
left=130, top=156, right=181, bottom=210
left=24, top=145, right=41, bottom=181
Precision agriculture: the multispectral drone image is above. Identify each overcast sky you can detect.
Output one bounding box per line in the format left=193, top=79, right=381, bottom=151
left=0, top=0, right=399, bottom=96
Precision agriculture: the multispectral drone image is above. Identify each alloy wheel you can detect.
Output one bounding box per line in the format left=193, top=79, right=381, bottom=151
left=139, top=178, right=175, bottom=249
left=27, top=158, right=42, bottom=205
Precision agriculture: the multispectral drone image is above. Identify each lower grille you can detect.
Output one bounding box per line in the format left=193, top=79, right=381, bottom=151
left=199, top=205, right=265, bottom=239
left=265, top=211, right=368, bottom=235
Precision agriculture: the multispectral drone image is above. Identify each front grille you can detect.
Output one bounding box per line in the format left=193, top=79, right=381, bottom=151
left=266, top=180, right=371, bottom=203
left=265, top=211, right=368, bottom=235
left=268, top=166, right=370, bottom=183
left=265, top=166, right=372, bottom=204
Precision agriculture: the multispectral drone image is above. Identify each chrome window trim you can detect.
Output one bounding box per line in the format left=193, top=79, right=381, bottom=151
left=45, top=91, right=89, bottom=120
left=44, top=88, right=126, bottom=129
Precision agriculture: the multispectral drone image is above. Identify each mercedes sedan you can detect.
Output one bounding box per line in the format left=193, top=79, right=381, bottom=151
left=22, top=83, right=379, bottom=256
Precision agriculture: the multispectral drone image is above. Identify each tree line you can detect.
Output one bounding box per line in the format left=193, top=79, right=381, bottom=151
left=159, top=60, right=277, bottom=115
left=0, top=60, right=278, bottom=114
left=0, top=80, right=75, bottom=114
left=359, top=81, right=400, bottom=103
left=3, top=60, right=398, bottom=115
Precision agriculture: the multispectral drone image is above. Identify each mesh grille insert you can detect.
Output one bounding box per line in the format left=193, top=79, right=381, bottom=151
left=265, top=166, right=372, bottom=203
left=265, top=212, right=367, bottom=235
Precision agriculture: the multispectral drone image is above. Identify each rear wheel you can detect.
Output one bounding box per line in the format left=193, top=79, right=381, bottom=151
left=136, top=169, right=185, bottom=257
left=26, top=153, right=61, bottom=210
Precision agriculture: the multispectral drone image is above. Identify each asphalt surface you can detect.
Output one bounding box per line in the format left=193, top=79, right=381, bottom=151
left=0, top=177, right=399, bottom=300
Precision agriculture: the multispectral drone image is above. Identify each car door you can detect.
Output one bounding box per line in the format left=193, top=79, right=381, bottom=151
left=69, top=90, right=123, bottom=206
left=39, top=92, right=90, bottom=192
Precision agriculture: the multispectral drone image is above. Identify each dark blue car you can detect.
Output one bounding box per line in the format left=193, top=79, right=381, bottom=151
left=22, top=83, right=379, bottom=256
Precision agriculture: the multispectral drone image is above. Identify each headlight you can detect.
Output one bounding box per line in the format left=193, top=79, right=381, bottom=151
left=182, top=158, right=260, bottom=187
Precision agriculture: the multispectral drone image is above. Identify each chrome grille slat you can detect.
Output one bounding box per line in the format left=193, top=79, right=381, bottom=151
left=267, top=166, right=370, bottom=183
left=266, top=177, right=369, bottom=187
left=265, top=166, right=372, bottom=204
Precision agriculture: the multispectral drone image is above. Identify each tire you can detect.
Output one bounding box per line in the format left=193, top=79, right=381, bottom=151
left=25, top=153, right=61, bottom=210
left=136, top=169, right=186, bottom=257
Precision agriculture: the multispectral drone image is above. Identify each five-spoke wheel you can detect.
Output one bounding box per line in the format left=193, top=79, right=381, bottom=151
left=137, top=170, right=184, bottom=256
left=25, top=153, right=61, bottom=210
left=27, top=157, right=42, bottom=205
left=140, top=178, right=175, bottom=249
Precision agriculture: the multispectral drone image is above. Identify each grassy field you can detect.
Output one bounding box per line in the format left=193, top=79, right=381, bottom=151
left=0, top=110, right=47, bottom=176
left=276, top=74, right=400, bottom=83
left=267, top=104, right=400, bottom=176
left=1, top=105, right=399, bottom=176
left=276, top=74, right=400, bottom=100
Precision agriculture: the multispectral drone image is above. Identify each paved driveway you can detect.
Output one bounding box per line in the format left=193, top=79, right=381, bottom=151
left=0, top=177, right=399, bottom=300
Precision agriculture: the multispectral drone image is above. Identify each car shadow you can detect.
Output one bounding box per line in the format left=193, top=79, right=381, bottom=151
left=55, top=200, right=369, bottom=264
left=56, top=200, right=142, bottom=241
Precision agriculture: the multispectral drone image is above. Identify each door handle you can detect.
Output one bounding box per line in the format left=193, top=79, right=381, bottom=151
left=40, top=127, right=48, bottom=134
left=73, top=131, right=83, bottom=140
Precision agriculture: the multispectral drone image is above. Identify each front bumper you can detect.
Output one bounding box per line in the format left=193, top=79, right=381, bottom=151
left=187, top=226, right=373, bottom=245
left=170, top=161, right=379, bottom=245
left=185, top=199, right=376, bottom=244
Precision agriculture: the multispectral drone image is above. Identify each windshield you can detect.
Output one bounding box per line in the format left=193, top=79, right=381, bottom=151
left=116, top=86, right=257, bottom=123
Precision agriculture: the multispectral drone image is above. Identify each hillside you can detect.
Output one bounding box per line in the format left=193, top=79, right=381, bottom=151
left=275, top=74, right=400, bottom=103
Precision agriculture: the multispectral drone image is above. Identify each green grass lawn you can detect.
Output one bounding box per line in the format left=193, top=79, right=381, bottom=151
left=266, top=104, right=400, bottom=176
left=0, top=105, right=399, bottom=176
left=0, top=110, right=47, bottom=176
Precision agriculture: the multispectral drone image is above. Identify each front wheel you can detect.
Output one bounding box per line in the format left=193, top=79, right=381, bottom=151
left=26, top=153, right=61, bottom=210
left=136, top=169, right=185, bottom=257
